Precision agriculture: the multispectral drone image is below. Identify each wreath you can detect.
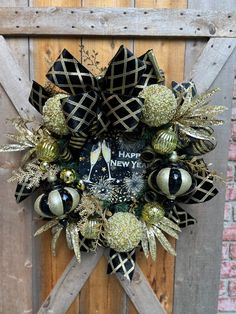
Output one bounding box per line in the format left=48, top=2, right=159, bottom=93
left=0, top=45, right=225, bottom=280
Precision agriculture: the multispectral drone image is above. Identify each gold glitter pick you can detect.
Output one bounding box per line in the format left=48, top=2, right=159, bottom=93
left=152, top=226, right=176, bottom=256
left=0, top=143, right=30, bottom=152
left=157, top=223, right=179, bottom=239
left=161, top=217, right=181, bottom=232
left=66, top=226, right=73, bottom=250
left=51, top=225, right=64, bottom=256
left=146, top=228, right=157, bottom=261
left=176, top=123, right=216, bottom=141
left=34, top=219, right=59, bottom=236
left=67, top=223, right=81, bottom=262
left=141, top=224, right=150, bottom=258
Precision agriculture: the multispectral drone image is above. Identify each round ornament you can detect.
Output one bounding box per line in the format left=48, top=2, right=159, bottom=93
left=43, top=94, right=69, bottom=136
left=141, top=202, right=165, bottom=225
left=36, top=138, right=59, bottom=162
left=152, top=128, right=178, bottom=155
left=148, top=164, right=196, bottom=199
left=80, top=219, right=101, bottom=239
left=60, top=168, right=77, bottom=184
left=104, top=212, right=142, bottom=252
left=139, top=85, right=177, bottom=127
left=34, top=180, right=80, bottom=218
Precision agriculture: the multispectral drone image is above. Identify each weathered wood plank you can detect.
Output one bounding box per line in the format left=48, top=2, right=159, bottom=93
left=0, top=1, right=35, bottom=314
left=174, top=0, right=236, bottom=313
left=37, top=248, right=104, bottom=314
left=188, top=38, right=236, bottom=93
left=0, top=7, right=235, bottom=37
left=117, top=264, right=166, bottom=314
left=0, top=35, right=41, bottom=120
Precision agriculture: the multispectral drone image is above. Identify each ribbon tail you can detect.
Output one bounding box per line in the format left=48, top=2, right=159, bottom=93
left=107, top=248, right=136, bottom=280
left=15, top=180, right=38, bottom=203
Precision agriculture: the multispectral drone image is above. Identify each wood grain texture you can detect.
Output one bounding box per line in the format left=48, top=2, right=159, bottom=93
left=30, top=1, right=82, bottom=313
left=174, top=0, right=236, bottom=313
left=38, top=248, right=104, bottom=314
left=188, top=38, right=236, bottom=93
left=0, top=1, right=35, bottom=314
left=0, top=36, right=40, bottom=120
left=131, top=2, right=186, bottom=313
left=0, top=7, right=235, bottom=37
left=79, top=2, right=133, bottom=313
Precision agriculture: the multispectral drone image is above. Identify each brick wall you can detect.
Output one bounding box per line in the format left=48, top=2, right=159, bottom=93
left=218, top=76, right=236, bottom=313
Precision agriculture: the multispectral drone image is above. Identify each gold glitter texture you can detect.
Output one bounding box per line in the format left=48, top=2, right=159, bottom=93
left=104, top=212, right=142, bottom=252
left=43, top=94, right=69, bottom=135
left=139, top=85, right=177, bottom=127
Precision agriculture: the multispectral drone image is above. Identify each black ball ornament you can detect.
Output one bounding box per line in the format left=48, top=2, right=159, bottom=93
left=148, top=164, right=196, bottom=200
left=34, top=177, right=80, bottom=218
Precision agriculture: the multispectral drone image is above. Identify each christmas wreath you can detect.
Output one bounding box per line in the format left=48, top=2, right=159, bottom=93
left=0, top=45, right=225, bottom=280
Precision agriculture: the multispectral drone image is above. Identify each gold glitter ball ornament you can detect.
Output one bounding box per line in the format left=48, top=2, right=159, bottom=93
left=141, top=202, right=165, bottom=225
left=60, top=169, right=77, bottom=184
left=81, top=219, right=101, bottom=239
left=139, top=85, right=177, bottom=127
left=152, top=128, right=178, bottom=155
left=36, top=138, right=59, bottom=162
left=43, top=94, right=69, bottom=135
left=104, top=212, right=142, bottom=252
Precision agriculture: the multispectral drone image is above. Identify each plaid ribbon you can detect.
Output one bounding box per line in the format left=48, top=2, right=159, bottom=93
left=15, top=180, right=38, bottom=203
left=107, top=248, right=136, bottom=280
left=169, top=204, right=197, bottom=228
left=171, top=80, right=197, bottom=100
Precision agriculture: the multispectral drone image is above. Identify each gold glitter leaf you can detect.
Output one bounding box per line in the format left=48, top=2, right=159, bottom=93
left=51, top=225, right=63, bottom=256
left=66, top=226, right=73, bottom=250
left=141, top=224, right=150, bottom=258
left=0, top=144, right=30, bottom=152
left=153, top=226, right=176, bottom=256
left=161, top=217, right=181, bottom=232
left=158, top=223, right=179, bottom=239
left=67, top=223, right=81, bottom=262
left=34, top=219, right=59, bottom=236
left=147, top=228, right=157, bottom=260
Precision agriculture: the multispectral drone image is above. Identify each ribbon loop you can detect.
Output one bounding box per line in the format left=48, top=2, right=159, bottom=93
left=46, top=49, right=98, bottom=95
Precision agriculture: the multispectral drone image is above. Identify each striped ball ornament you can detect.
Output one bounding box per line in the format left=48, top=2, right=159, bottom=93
left=148, top=164, right=195, bottom=199
left=34, top=186, right=80, bottom=218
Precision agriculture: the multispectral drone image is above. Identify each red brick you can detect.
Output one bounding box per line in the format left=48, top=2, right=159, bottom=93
left=223, top=225, right=236, bottom=241
left=229, top=280, right=236, bottom=297
left=227, top=164, right=235, bottom=182
left=226, top=186, right=236, bottom=201
left=231, top=122, right=236, bottom=141
left=225, top=186, right=236, bottom=201
left=219, top=279, right=228, bottom=296
left=230, top=243, right=236, bottom=259
left=222, top=242, right=229, bottom=260
left=228, top=144, right=236, bottom=161
left=224, top=202, right=232, bottom=221
left=218, top=297, right=236, bottom=311
left=220, top=261, right=236, bottom=278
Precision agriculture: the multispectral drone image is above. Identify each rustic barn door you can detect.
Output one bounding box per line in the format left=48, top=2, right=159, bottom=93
left=0, top=1, right=235, bottom=314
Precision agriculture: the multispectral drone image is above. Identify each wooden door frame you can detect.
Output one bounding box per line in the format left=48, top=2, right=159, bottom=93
left=0, top=6, right=235, bottom=314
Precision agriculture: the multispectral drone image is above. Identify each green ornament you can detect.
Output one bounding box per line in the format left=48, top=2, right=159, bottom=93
left=81, top=219, right=101, bottom=239
left=139, top=85, right=177, bottom=127
left=152, top=128, right=178, bottom=155
left=36, top=138, right=59, bottom=162
left=43, top=93, right=69, bottom=136
left=104, top=212, right=142, bottom=252
left=60, top=169, right=77, bottom=184
left=141, top=202, right=165, bottom=225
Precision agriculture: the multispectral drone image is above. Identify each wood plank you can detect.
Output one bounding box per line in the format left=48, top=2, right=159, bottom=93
left=174, top=0, right=236, bottom=313
left=37, top=248, right=104, bottom=314
left=132, top=1, right=187, bottom=313
left=188, top=38, right=236, bottom=93
left=0, top=1, right=35, bottom=313
left=79, top=2, right=133, bottom=314
left=0, top=36, right=41, bottom=120
left=30, top=1, right=83, bottom=313
left=117, top=264, right=166, bottom=314
left=0, top=7, right=235, bottom=37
